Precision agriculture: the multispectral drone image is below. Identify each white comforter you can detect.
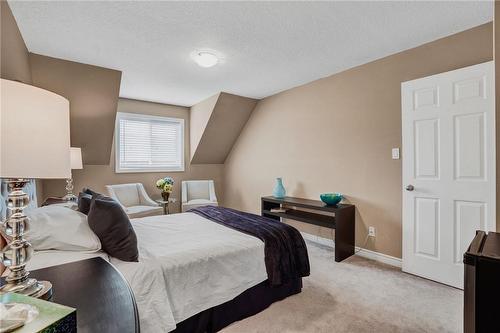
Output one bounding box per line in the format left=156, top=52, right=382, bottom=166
left=28, top=212, right=267, bottom=332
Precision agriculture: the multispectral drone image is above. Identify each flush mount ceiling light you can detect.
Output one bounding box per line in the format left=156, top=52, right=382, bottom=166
left=190, top=50, right=219, bottom=68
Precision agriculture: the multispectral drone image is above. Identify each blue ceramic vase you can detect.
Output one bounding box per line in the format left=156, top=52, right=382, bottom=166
left=272, top=178, right=286, bottom=198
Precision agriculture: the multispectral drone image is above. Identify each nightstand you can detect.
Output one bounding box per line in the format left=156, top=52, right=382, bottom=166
left=15, top=258, right=140, bottom=333
left=41, top=197, right=71, bottom=207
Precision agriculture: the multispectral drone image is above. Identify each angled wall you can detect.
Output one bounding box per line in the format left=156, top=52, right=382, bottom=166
left=190, top=93, right=220, bottom=161
left=190, top=92, right=258, bottom=164
left=29, top=53, right=122, bottom=165
left=0, top=0, right=31, bottom=84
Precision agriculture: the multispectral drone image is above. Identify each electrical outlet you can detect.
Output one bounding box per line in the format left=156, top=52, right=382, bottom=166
left=392, top=148, right=400, bottom=160
left=368, top=226, right=376, bottom=237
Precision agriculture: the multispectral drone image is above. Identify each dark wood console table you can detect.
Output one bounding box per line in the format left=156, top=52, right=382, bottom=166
left=261, top=196, right=355, bottom=262
left=28, top=258, right=139, bottom=333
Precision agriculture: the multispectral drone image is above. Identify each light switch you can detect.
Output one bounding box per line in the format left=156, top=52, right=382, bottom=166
left=392, top=148, right=400, bottom=160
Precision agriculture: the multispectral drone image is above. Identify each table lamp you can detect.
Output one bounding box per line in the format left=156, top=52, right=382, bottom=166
left=62, top=147, right=83, bottom=202
left=0, top=79, right=71, bottom=299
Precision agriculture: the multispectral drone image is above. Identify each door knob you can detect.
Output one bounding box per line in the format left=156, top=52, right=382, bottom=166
left=406, top=185, right=414, bottom=191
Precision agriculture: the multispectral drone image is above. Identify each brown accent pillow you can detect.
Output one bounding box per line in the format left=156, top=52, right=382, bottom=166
left=87, top=195, right=139, bottom=262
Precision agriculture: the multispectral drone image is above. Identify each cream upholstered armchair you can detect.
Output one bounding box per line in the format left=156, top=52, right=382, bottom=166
left=105, top=183, right=163, bottom=219
left=181, top=180, right=218, bottom=212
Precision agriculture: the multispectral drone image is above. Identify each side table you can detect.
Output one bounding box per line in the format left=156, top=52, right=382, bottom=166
left=156, top=198, right=177, bottom=215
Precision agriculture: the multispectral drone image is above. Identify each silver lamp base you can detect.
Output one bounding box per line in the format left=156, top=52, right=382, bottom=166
left=62, top=178, right=77, bottom=202
left=0, top=278, right=52, bottom=300
left=0, top=179, right=52, bottom=299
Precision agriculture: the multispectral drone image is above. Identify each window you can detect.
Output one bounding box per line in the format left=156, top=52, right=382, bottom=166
left=115, top=112, right=184, bottom=173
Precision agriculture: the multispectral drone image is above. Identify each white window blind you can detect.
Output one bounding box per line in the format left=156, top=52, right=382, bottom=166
left=115, top=112, right=184, bottom=173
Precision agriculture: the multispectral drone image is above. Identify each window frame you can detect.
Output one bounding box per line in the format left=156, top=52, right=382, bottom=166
left=114, top=112, right=185, bottom=173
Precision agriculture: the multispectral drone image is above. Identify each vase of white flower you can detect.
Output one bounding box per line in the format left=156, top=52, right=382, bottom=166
left=156, top=177, right=174, bottom=201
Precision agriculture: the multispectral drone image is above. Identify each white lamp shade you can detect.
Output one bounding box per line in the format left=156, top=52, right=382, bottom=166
left=70, top=147, right=83, bottom=170
left=0, top=79, right=71, bottom=179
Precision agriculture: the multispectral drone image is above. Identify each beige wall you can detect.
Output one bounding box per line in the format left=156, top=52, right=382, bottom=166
left=43, top=98, right=224, bottom=213
left=190, top=93, right=220, bottom=161
left=223, top=23, right=494, bottom=259
left=0, top=0, right=31, bottom=84
left=30, top=53, right=122, bottom=165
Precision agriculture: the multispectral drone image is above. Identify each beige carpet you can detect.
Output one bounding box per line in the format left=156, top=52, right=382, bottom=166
left=222, top=240, right=462, bottom=333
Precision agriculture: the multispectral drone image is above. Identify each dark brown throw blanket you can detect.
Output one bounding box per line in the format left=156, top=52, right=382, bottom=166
left=189, top=206, right=310, bottom=285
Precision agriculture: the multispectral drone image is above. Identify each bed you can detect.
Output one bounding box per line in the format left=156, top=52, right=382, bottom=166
left=22, top=206, right=309, bottom=333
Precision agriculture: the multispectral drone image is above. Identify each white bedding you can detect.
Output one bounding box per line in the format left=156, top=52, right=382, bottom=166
left=27, top=212, right=267, bottom=333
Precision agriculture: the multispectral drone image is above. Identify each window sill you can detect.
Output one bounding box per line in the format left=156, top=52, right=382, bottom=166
left=115, top=167, right=185, bottom=174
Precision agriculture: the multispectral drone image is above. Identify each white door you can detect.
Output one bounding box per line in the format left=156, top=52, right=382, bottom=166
left=402, top=61, right=495, bottom=289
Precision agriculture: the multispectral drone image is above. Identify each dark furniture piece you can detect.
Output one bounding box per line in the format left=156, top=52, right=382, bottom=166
left=41, top=197, right=69, bottom=206
left=261, top=196, right=355, bottom=262
left=3, top=257, right=140, bottom=333
left=464, top=231, right=500, bottom=333
left=174, top=278, right=302, bottom=333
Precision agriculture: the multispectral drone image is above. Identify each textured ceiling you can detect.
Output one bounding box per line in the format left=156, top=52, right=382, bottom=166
left=9, top=1, right=493, bottom=107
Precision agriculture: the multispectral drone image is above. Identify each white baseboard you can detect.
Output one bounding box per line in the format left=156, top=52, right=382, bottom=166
left=301, top=232, right=335, bottom=247
left=354, top=246, right=402, bottom=268
left=301, top=232, right=402, bottom=268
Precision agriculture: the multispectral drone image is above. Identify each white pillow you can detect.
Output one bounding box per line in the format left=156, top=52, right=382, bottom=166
left=25, top=205, right=101, bottom=252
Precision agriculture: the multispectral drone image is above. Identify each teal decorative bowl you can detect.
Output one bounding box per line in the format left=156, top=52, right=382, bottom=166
left=320, top=193, right=343, bottom=206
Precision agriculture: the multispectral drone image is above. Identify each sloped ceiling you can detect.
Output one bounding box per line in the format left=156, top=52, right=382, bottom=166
left=190, top=93, right=258, bottom=164
left=29, top=54, right=122, bottom=165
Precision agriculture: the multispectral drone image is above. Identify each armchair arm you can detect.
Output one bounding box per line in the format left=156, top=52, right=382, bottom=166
left=105, top=185, right=118, bottom=201
left=182, top=181, right=188, bottom=203
left=137, top=184, right=159, bottom=207
left=105, top=185, right=128, bottom=210
left=208, top=180, right=217, bottom=202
